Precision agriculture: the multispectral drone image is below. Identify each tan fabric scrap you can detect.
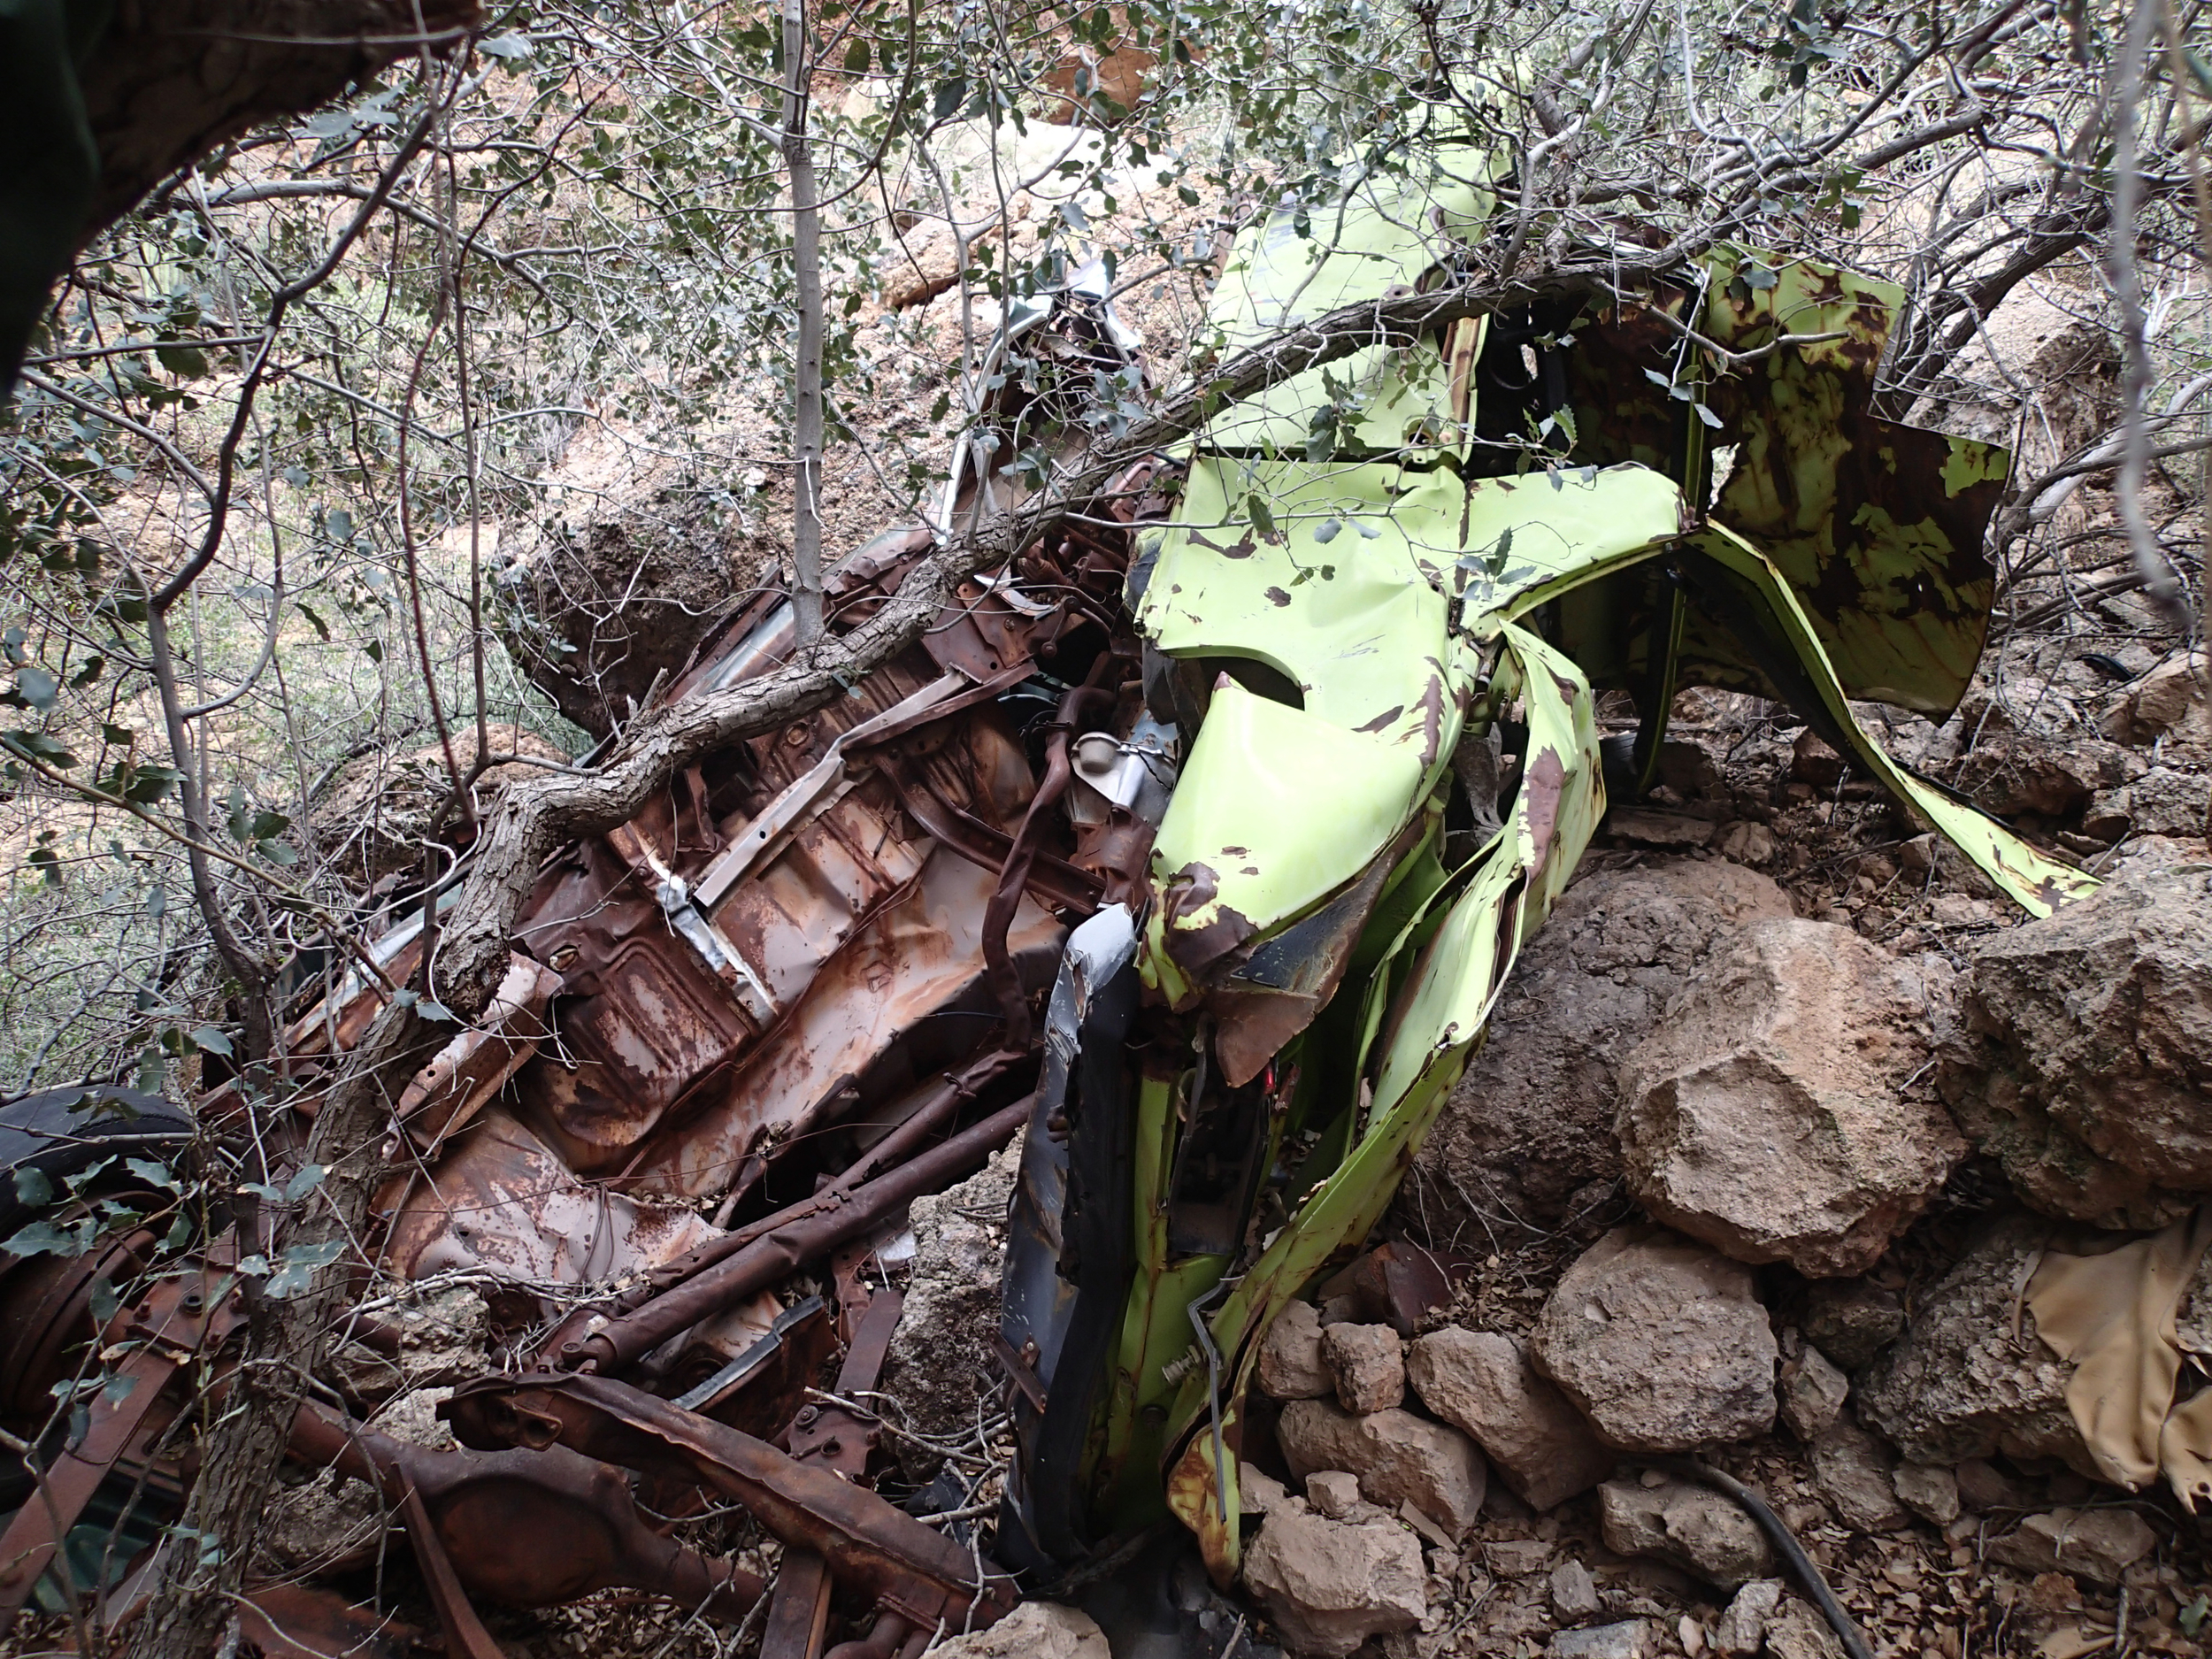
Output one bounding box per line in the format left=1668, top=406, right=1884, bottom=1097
left=2159, top=1382, right=2212, bottom=1513
left=2025, top=1207, right=2212, bottom=1490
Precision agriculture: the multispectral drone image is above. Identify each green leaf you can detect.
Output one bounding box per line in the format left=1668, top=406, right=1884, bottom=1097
left=1246, top=495, right=1276, bottom=540
left=1694, top=402, right=1724, bottom=429
left=188, top=1024, right=234, bottom=1056
left=296, top=603, right=331, bottom=642
left=4, top=729, right=75, bottom=769
left=5, top=1219, right=89, bottom=1258
left=283, top=1164, right=327, bottom=1202
left=932, top=77, right=967, bottom=120
left=844, top=36, right=870, bottom=72
left=123, top=1157, right=179, bottom=1193
left=13, top=667, right=57, bottom=711
left=479, top=32, right=534, bottom=59
left=155, top=343, right=209, bottom=379
left=88, top=1276, right=119, bottom=1328
left=265, top=1240, right=346, bottom=1299
left=1311, top=518, right=1341, bottom=544
left=69, top=655, right=104, bottom=689
left=12, top=1167, right=53, bottom=1208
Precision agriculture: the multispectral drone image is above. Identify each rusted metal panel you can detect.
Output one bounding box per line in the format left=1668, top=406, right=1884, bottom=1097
left=442, top=1371, right=1017, bottom=1636
left=380, top=1108, right=721, bottom=1317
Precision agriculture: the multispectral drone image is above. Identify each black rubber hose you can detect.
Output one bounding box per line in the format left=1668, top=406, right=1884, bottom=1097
left=1650, top=1455, right=1875, bottom=1659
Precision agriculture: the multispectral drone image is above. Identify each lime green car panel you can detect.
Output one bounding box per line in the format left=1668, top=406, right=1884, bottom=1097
left=1161, top=618, right=1604, bottom=1568
left=1689, top=526, right=2099, bottom=916
left=1140, top=686, right=1427, bottom=1007
left=1443, top=462, right=1692, bottom=632
left=1138, top=457, right=1689, bottom=1002
left=1138, top=457, right=1470, bottom=737
left=1694, top=247, right=2008, bottom=718
left=1198, top=134, right=1495, bottom=458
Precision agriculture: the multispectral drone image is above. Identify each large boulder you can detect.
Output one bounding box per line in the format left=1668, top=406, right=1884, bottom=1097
left=1240, top=1505, right=1426, bottom=1656
left=1855, top=1211, right=2093, bottom=1474
left=1529, top=1225, right=1777, bottom=1451
left=1618, top=919, right=1965, bottom=1276
left=1402, top=859, right=1792, bottom=1240
left=1938, top=866, right=2212, bottom=1226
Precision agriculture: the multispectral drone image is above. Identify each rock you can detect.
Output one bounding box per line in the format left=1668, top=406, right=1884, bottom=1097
left=1710, top=1579, right=1784, bottom=1657
left=1320, top=1323, right=1405, bottom=1414
left=1856, top=1212, right=2093, bottom=1474
left=311, top=726, right=572, bottom=893
left=881, top=1142, right=1021, bottom=1471
left=1791, top=729, right=1846, bottom=788
left=1241, top=1507, right=1427, bottom=1656
left=1938, top=866, right=2212, bottom=1225
left=1893, top=1463, right=1961, bottom=1526
left=2102, top=651, right=2212, bottom=745
left=1617, top=918, right=1964, bottom=1276
left=1549, top=1558, right=1601, bottom=1621
left=1716, top=821, right=1776, bottom=866
left=1954, top=1457, right=2037, bottom=1513
left=931, top=1601, right=1110, bottom=1659
left=1406, top=1329, right=1615, bottom=1509
left=1402, top=860, right=1793, bottom=1238
left=1809, top=1422, right=1907, bottom=1532
left=1778, top=1348, right=1849, bottom=1440
left=1306, top=1471, right=1364, bottom=1520
left=494, top=470, right=783, bottom=739
left=2085, top=766, right=2212, bottom=840
left=1986, top=1509, right=2157, bottom=1586
left=1241, top=1463, right=1289, bottom=1516
left=1484, top=1539, right=1553, bottom=1577
left=1608, top=810, right=1715, bottom=849
left=1763, top=1602, right=1847, bottom=1659
left=1530, top=1225, right=1778, bottom=1451
left=1597, top=1478, right=1774, bottom=1589
left=1951, top=729, right=2140, bottom=818
left=1276, top=1399, right=1487, bottom=1538
left=1801, top=1279, right=1905, bottom=1371
left=1549, top=1622, right=1655, bottom=1659
left=1260, top=1300, right=1334, bottom=1400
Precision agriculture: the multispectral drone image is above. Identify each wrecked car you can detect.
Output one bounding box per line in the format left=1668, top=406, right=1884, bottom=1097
left=0, top=98, right=2093, bottom=1656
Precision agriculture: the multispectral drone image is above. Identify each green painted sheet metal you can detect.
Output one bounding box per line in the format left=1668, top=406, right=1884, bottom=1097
left=1688, top=524, right=2098, bottom=916
left=1694, top=249, right=2008, bottom=716
left=1158, top=618, right=1604, bottom=1574
left=1195, top=114, right=1495, bottom=460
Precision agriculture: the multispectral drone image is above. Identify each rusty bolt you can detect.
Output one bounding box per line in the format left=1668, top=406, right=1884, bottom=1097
left=794, top=1405, right=821, bottom=1428
left=180, top=1290, right=204, bottom=1314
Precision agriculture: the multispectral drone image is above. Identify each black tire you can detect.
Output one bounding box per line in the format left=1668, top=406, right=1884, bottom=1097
left=0, top=1086, right=192, bottom=1241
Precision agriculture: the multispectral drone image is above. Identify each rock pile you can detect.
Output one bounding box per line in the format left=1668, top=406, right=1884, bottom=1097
left=1231, top=855, right=2212, bottom=1657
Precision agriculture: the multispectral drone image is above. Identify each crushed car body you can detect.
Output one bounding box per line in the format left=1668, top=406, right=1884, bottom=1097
left=0, top=93, right=2097, bottom=1655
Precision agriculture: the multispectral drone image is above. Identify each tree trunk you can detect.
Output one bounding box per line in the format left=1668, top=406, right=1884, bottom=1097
left=120, top=1002, right=438, bottom=1659
left=782, top=0, right=826, bottom=645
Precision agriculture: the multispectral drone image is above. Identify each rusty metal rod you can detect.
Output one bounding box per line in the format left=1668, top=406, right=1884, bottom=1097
left=561, top=1095, right=1036, bottom=1376
left=982, top=674, right=1113, bottom=1050
left=538, top=1066, right=1031, bottom=1371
